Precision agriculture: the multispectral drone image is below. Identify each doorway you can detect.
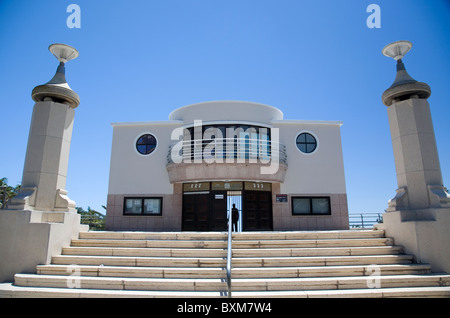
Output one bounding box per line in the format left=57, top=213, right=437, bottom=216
left=210, top=190, right=227, bottom=231
left=181, top=182, right=272, bottom=232
left=227, top=191, right=242, bottom=232
left=242, top=190, right=273, bottom=231
left=182, top=192, right=210, bottom=231
left=182, top=190, right=228, bottom=231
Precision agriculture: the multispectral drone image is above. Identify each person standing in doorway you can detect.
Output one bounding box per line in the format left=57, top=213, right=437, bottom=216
left=232, top=204, right=239, bottom=232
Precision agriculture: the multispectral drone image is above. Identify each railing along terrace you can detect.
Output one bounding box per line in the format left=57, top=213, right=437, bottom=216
left=348, top=213, right=383, bottom=229
left=167, top=138, right=287, bottom=165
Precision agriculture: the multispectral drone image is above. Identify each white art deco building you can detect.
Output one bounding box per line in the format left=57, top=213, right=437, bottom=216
left=105, top=101, right=349, bottom=231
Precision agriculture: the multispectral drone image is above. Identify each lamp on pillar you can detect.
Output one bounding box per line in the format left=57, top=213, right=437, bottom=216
left=381, top=40, right=450, bottom=213
left=31, top=44, right=80, bottom=108
left=9, top=43, right=80, bottom=212
left=382, top=41, right=431, bottom=106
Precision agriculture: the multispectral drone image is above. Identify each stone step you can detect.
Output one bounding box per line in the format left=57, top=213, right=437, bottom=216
left=78, top=230, right=385, bottom=241
left=61, top=245, right=403, bottom=258
left=62, top=246, right=228, bottom=258
left=233, top=246, right=403, bottom=257
left=233, top=286, right=450, bottom=298
left=2, top=283, right=450, bottom=298
left=232, top=230, right=386, bottom=240
left=233, top=238, right=394, bottom=248
left=230, top=274, right=450, bottom=291
left=70, top=238, right=394, bottom=249
left=0, top=283, right=224, bottom=298
left=37, top=264, right=226, bottom=278
left=51, top=254, right=415, bottom=268
left=232, top=263, right=431, bottom=278
left=71, top=239, right=227, bottom=248
left=78, top=231, right=227, bottom=241
left=13, top=273, right=450, bottom=292
left=35, top=263, right=432, bottom=279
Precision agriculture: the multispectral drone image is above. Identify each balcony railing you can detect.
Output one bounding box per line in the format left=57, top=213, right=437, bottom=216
left=167, top=138, right=287, bottom=166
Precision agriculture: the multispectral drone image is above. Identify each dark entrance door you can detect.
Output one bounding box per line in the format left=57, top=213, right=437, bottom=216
left=182, top=193, right=210, bottom=231
left=242, top=190, right=273, bottom=231
left=182, top=191, right=227, bottom=231
left=210, top=191, right=227, bottom=231
left=182, top=182, right=272, bottom=232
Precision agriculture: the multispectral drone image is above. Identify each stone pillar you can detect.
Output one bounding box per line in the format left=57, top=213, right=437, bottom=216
left=382, top=42, right=450, bottom=213
left=9, top=45, right=80, bottom=212
left=380, top=41, right=450, bottom=272
left=0, top=44, right=83, bottom=283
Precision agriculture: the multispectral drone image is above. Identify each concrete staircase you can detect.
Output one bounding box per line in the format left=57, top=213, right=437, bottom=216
left=1, top=229, right=450, bottom=298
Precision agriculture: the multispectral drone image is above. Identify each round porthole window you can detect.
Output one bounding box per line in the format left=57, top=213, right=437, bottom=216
left=296, top=132, right=317, bottom=154
left=136, top=134, right=157, bottom=155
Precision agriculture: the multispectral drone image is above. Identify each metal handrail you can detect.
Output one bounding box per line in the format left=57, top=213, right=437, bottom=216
left=226, top=210, right=233, bottom=298
left=167, top=138, right=287, bottom=165
left=348, top=213, right=383, bottom=228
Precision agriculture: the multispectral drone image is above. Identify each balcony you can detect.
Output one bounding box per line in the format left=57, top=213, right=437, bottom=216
left=166, top=138, right=287, bottom=183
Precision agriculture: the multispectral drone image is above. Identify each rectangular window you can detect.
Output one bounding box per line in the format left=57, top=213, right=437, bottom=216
left=143, top=198, right=162, bottom=215
left=124, top=197, right=163, bottom=216
left=292, top=197, right=311, bottom=214
left=125, top=198, right=142, bottom=214
left=292, top=197, right=331, bottom=215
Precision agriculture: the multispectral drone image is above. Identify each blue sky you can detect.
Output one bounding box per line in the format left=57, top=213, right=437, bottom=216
left=0, top=0, right=449, bottom=214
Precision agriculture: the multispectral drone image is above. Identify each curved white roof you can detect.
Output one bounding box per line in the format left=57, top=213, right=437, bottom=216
left=168, top=100, right=284, bottom=126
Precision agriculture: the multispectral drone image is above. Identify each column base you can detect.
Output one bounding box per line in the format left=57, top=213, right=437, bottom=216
left=7, top=187, right=76, bottom=213
left=379, top=207, right=450, bottom=273
left=386, top=185, right=450, bottom=212
left=0, top=209, right=84, bottom=283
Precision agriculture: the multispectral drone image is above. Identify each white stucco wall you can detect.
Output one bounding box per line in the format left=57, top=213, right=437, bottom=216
left=273, top=120, right=346, bottom=195
left=108, top=121, right=182, bottom=195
